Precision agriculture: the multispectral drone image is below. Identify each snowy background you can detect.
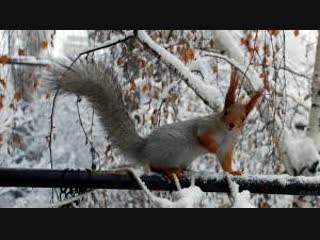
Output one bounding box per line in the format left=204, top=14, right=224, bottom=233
left=0, top=30, right=319, bottom=208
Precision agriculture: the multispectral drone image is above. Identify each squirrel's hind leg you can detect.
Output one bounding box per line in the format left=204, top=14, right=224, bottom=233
left=150, top=166, right=185, bottom=180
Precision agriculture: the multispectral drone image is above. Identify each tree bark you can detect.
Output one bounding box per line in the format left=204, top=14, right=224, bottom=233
left=307, top=31, right=320, bottom=149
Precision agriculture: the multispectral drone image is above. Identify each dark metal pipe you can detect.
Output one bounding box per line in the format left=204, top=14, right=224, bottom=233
left=0, top=168, right=320, bottom=195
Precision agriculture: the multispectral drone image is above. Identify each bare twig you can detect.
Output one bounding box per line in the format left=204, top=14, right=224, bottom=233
left=76, top=96, right=99, bottom=170
left=47, top=89, right=59, bottom=169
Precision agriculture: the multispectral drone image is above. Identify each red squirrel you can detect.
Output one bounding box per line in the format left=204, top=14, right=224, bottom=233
left=45, top=58, right=263, bottom=178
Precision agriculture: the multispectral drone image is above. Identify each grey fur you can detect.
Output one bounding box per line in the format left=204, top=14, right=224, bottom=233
left=45, top=58, right=145, bottom=160
left=44, top=59, right=239, bottom=169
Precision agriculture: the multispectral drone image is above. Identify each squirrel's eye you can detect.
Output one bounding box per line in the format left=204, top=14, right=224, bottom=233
left=229, top=123, right=235, bottom=129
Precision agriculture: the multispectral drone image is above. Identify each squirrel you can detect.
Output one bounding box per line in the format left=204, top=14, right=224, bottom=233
left=45, top=58, right=263, bottom=178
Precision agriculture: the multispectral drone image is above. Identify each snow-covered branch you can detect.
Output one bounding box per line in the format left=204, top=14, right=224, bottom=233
left=79, top=30, right=135, bottom=56
left=6, top=56, right=51, bottom=66
left=136, top=30, right=221, bottom=111
left=211, top=30, right=263, bottom=91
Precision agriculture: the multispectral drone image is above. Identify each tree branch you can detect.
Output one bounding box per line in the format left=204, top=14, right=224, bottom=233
left=5, top=56, right=51, bottom=66
left=136, top=30, right=221, bottom=111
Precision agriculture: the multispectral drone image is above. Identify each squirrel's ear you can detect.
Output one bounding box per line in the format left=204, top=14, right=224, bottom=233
left=244, top=89, right=263, bottom=116
left=224, top=69, right=239, bottom=110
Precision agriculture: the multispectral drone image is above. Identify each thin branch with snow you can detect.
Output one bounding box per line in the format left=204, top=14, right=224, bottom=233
left=5, top=56, right=51, bottom=66
left=136, top=30, right=221, bottom=112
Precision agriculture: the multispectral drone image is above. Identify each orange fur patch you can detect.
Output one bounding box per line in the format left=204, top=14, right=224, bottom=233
left=220, top=150, right=242, bottom=176
left=150, top=167, right=184, bottom=179
left=245, top=89, right=263, bottom=115
left=198, top=132, right=218, bottom=153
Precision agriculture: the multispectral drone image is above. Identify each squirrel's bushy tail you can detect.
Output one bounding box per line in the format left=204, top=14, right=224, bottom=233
left=45, top=57, right=145, bottom=160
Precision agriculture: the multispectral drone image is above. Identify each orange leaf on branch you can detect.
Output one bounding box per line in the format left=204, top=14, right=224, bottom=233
left=142, top=84, right=149, bottom=93
left=14, top=91, right=23, bottom=101
left=0, top=94, right=5, bottom=111
left=41, top=40, right=48, bottom=49
left=240, top=38, right=249, bottom=46
left=178, top=47, right=194, bottom=63
left=129, top=80, right=136, bottom=92
left=18, top=49, right=25, bottom=56
left=269, top=30, right=280, bottom=37
left=0, top=55, right=8, bottom=64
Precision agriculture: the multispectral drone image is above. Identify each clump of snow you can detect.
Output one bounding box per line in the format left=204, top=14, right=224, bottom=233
left=152, top=186, right=204, bottom=208
left=128, top=168, right=204, bottom=208
left=284, top=130, right=320, bottom=176
left=227, top=176, right=255, bottom=208
left=170, top=186, right=204, bottom=208
left=233, top=190, right=255, bottom=208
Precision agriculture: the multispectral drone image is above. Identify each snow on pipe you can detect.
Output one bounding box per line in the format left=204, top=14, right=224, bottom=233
left=1, top=168, right=320, bottom=196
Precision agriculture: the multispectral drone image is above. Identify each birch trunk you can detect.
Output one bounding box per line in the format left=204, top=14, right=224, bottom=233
left=307, top=31, right=320, bottom=149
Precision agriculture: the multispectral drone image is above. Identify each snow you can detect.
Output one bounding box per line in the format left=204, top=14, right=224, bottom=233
left=128, top=168, right=204, bottom=208
left=227, top=176, right=255, bottom=208
left=137, top=30, right=221, bottom=112
left=145, top=185, right=204, bottom=208
left=233, top=191, right=255, bottom=208
left=284, top=129, right=320, bottom=176
left=169, top=186, right=204, bottom=208
left=211, top=30, right=263, bottom=91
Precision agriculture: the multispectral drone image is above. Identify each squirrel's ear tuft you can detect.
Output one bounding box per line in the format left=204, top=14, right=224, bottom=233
left=244, top=89, right=263, bottom=116
left=224, top=69, right=239, bottom=110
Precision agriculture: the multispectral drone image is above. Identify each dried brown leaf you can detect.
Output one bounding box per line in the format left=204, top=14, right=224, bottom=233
left=18, top=49, right=25, bottom=56
left=0, top=55, right=8, bottom=64
left=41, top=40, right=48, bottom=49
left=0, top=79, right=6, bottom=89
